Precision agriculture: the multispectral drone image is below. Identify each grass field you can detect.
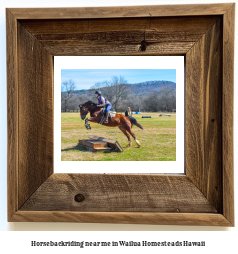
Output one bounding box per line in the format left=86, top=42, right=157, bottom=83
left=61, top=112, right=176, bottom=161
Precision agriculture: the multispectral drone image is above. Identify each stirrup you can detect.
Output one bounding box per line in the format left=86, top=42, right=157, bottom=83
left=104, top=118, right=108, bottom=123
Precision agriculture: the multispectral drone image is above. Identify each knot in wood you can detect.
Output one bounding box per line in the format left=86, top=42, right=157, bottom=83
left=74, top=193, right=85, bottom=202
left=140, top=40, right=148, bottom=51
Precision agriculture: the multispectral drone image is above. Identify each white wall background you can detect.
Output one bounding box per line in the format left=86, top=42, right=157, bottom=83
left=0, top=0, right=237, bottom=251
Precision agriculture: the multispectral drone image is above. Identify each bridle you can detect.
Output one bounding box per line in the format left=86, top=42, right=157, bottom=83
left=79, top=105, right=88, bottom=120
left=78, top=104, right=90, bottom=129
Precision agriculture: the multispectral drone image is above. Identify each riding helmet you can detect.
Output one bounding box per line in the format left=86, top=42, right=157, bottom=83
left=95, top=91, right=101, bottom=95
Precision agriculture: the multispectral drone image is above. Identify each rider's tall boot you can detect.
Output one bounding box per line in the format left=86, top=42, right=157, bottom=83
left=104, top=112, right=109, bottom=123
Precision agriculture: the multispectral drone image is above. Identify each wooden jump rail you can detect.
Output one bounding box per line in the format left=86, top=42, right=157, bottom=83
left=77, top=136, right=124, bottom=152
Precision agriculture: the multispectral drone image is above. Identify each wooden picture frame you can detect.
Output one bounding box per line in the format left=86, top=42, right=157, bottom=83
left=7, top=3, right=234, bottom=226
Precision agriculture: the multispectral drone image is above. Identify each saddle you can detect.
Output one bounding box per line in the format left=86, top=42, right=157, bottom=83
left=100, top=108, right=116, bottom=118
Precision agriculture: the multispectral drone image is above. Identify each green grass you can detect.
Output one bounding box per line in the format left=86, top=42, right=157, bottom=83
left=61, top=112, right=176, bottom=161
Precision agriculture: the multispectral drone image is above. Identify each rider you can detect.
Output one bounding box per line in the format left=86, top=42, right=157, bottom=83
left=95, top=91, right=111, bottom=123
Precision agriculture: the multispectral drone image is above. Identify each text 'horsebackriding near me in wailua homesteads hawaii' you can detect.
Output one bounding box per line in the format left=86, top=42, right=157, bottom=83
left=79, top=91, right=143, bottom=148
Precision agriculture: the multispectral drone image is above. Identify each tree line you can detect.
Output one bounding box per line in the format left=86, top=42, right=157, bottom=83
left=61, top=76, right=176, bottom=113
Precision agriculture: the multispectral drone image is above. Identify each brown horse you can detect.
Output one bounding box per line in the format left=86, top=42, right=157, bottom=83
left=79, top=101, right=143, bottom=147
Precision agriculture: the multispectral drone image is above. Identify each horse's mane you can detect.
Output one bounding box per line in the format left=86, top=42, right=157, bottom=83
left=83, top=100, right=97, bottom=106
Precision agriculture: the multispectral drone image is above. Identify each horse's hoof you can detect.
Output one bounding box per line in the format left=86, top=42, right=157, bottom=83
left=135, top=139, right=140, bottom=147
left=85, top=124, right=91, bottom=130
left=126, top=143, right=131, bottom=147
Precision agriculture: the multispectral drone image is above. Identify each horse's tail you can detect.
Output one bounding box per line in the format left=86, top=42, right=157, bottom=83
left=128, top=116, right=143, bottom=130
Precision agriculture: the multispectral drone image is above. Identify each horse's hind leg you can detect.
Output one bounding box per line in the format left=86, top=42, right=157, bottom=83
left=118, top=126, right=131, bottom=147
left=122, top=120, right=140, bottom=148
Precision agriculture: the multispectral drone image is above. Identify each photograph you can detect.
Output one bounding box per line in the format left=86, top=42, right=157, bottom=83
left=1, top=1, right=237, bottom=248
left=61, top=69, right=177, bottom=161
left=54, top=56, right=184, bottom=173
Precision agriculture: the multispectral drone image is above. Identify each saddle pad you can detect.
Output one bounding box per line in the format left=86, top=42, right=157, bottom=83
left=101, top=108, right=116, bottom=118
left=109, top=112, right=116, bottom=118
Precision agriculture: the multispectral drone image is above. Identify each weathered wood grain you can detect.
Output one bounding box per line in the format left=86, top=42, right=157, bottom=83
left=20, top=18, right=149, bottom=34
left=78, top=139, right=108, bottom=148
left=11, top=211, right=232, bottom=226
left=20, top=174, right=217, bottom=213
left=19, top=17, right=218, bottom=56
left=88, top=136, right=124, bottom=152
left=6, top=4, right=234, bottom=226
left=149, top=16, right=219, bottom=34
left=222, top=4, right=235, bottom=226
left=20, top=16, right=218, bottom=34
left=33, top=31, right=201, bottom=43
left=6, top=9, right=18, bottom=221
left=8, top=4, right=233, bottom=19
left=17, top=23, right=54, bottom=208
left=186, top=18, right=223, bottom=212
left=39, top=41, right=193, bottom=56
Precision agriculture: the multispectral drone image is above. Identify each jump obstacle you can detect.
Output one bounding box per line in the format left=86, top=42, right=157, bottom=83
left=142, top=116, right=151, bottom=118
left=159, top=114, right=171, bottom=117
left=78, top=135, right=124, bottom=153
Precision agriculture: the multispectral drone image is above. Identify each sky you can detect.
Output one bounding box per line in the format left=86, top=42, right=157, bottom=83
left=61, top=69, right=176, bottom=90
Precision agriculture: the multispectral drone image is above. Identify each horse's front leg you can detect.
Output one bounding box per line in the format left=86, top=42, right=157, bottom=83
left=84, top=118, right=91, bottom=130
left=84, top=117, right=99, bottom=130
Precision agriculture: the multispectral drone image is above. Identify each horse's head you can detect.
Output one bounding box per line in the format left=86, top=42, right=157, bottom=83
left=79, top=101, right=97, bottom=120
left=79, top=104, right=88, bottom=120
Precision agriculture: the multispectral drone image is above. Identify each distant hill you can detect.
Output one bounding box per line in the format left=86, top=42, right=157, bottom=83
left=128, top=80, right=176, bottom=95
left=71, top=89, right=88, bottom=95
left=68, top=80, right=176, bottom=96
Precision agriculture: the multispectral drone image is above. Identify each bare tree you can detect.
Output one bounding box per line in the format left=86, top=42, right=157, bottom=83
left=90, top=76, right=130, bottom=111
left=142, top=92, right=160, bottom=112
left=111, top=76, right=129, bottom=111
left=141, top=85, right=176, bottom=112
left=61, top=79, right=76, bottom=112
left=159, top=85, right=176, bottom=111
left=61, top=77, right=176, bottom=113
